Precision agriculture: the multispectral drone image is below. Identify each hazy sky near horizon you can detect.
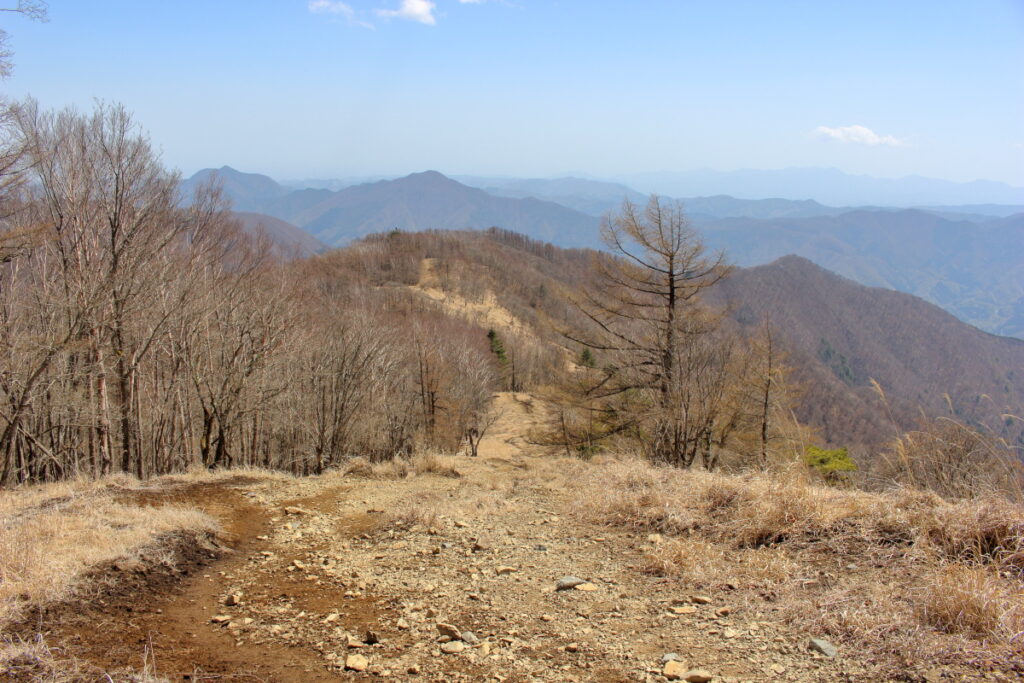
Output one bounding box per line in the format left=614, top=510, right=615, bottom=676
left=2, top=0, right=1022, bottom=185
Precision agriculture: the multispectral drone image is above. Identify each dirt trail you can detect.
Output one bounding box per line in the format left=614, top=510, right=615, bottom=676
left=38, top=394, right=864, bottom=682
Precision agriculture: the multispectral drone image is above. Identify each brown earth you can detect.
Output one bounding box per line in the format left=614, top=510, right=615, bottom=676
left=3, top=395, right=992, bottom=682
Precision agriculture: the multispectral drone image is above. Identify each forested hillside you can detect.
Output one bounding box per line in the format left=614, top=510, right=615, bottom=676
left=716, top=256, right=1024, bottom=449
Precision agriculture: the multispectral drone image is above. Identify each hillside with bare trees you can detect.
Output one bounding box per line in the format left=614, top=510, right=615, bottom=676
left=1, top=99, right=1023, bottom=682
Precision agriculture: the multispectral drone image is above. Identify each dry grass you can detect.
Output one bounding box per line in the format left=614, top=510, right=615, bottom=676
left=342, top=453, right=463, bottom=480
left=570, top=456, right=1024, bottom=671
left=879, top=415, right=1024, bottom=502
left=917, top=564, right=1024, bottom=642
left=0, top=476, right=219, bottom=629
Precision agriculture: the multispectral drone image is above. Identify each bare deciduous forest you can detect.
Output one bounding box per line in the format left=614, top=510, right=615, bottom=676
left=0, top=99, right=1020, bottom=498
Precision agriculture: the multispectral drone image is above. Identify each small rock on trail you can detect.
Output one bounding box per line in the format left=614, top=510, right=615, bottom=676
left=345, top=653, right=369, bottom=671
left=810, top=637, right=839, bottom=658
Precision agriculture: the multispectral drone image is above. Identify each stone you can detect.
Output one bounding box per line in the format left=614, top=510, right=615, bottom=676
left=396, top=618, right=410, bottom=630
left=478, top=641, right=491, bottom=656
left=691, top=595, right=713, bottom=605
left=284, top=506, right=311, bottom=515
left=564, top=642, right=579, bottom=652
left=441, top=641, right=466, bottom=654
left=669, top=606, right=697, bottom=615
left=461, top=631, right=479, bottom=645
left=663, top=660, right=687, bottom=680
left=407, top=664, right=421, bottom=674
left=346, top=634, right=365, bottom=648
left=809, top=638, right=838, bottom=658
left=113, top=559, right=144, bottom=572
left=210, top=615, right=232, bottom=624
left=715, top=607, right=731, bottom=617
left=575, top=582, right=599, bottom=591
left=364, top=630, right=380, bottom=645
left=661, top=653, right=683, bottom=664
left=556, top=576, right=587, bottom=591
left=437, top=622, right=462, bottom=640
left=682, top=670, right=713, bottom=683
left=344, top=654, right=369, bottom=671
left=495, top=566, right=517, bottom=575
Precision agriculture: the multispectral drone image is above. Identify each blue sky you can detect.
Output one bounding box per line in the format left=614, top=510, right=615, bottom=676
left=2, top=0, right=1022, bottom=185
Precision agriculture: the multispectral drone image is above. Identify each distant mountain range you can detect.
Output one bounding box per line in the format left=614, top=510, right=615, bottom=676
left=182, top=167, right=604, bottom=249
left=181, top=166, right=1024, bottom=338
left=617, top=167, right=1024, bottom=207
left=698, top=210, right=1024, bottom=339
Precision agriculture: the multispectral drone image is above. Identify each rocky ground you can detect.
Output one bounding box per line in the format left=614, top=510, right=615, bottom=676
left=6, top=395, right=989, bottom=682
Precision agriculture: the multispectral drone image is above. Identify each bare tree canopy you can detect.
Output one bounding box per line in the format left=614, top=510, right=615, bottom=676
left=0, top=1, right=47, bottom=78
left=562, top=196, right=776, bottom=466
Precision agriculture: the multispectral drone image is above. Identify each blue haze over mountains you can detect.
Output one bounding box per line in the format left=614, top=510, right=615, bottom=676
left=182, top=166, right=1024, bottom=339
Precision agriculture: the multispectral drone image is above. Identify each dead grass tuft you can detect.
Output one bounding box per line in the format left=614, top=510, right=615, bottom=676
left=916, top=564, right=1024, bottom=642
left=342, top=453, right=462, bottom=480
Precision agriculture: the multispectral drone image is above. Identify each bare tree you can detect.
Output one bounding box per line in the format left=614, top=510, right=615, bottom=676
left=566, top=196, right=731, bottom=465
left=0, top=1, right=48, bottom=78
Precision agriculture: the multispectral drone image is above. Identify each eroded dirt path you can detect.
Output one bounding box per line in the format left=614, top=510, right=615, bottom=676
left=41, top=394, right=865, bottom=682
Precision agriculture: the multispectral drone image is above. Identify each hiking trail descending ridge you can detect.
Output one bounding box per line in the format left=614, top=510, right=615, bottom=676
left=40, top=393, right=863, bottom=682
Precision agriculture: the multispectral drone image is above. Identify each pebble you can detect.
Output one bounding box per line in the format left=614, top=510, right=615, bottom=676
left=682, top=671, right=714, bottom=683
left=344, top=653, right=369, bottom=671
left=441, top=641, right=466, bottom=654
left=809, top=637, right=838, bottom=658
left=461, top=631, right=480, bottom=645
left=556, top=576, right=587, bottom=591
left=663, top=660, right=687, bottom=680
left=436, top=623, right=462, bottom=640
left=691, top=595, right=713, bottom=605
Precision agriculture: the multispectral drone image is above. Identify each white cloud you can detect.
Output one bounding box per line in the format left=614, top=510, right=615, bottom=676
left=813, top=124, right=906, bottom=147
left=308, top=0, right=374, bottom=28
left=377, top=0, right=437, bottom=25
left=309, top=0, right=355, bottom=17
